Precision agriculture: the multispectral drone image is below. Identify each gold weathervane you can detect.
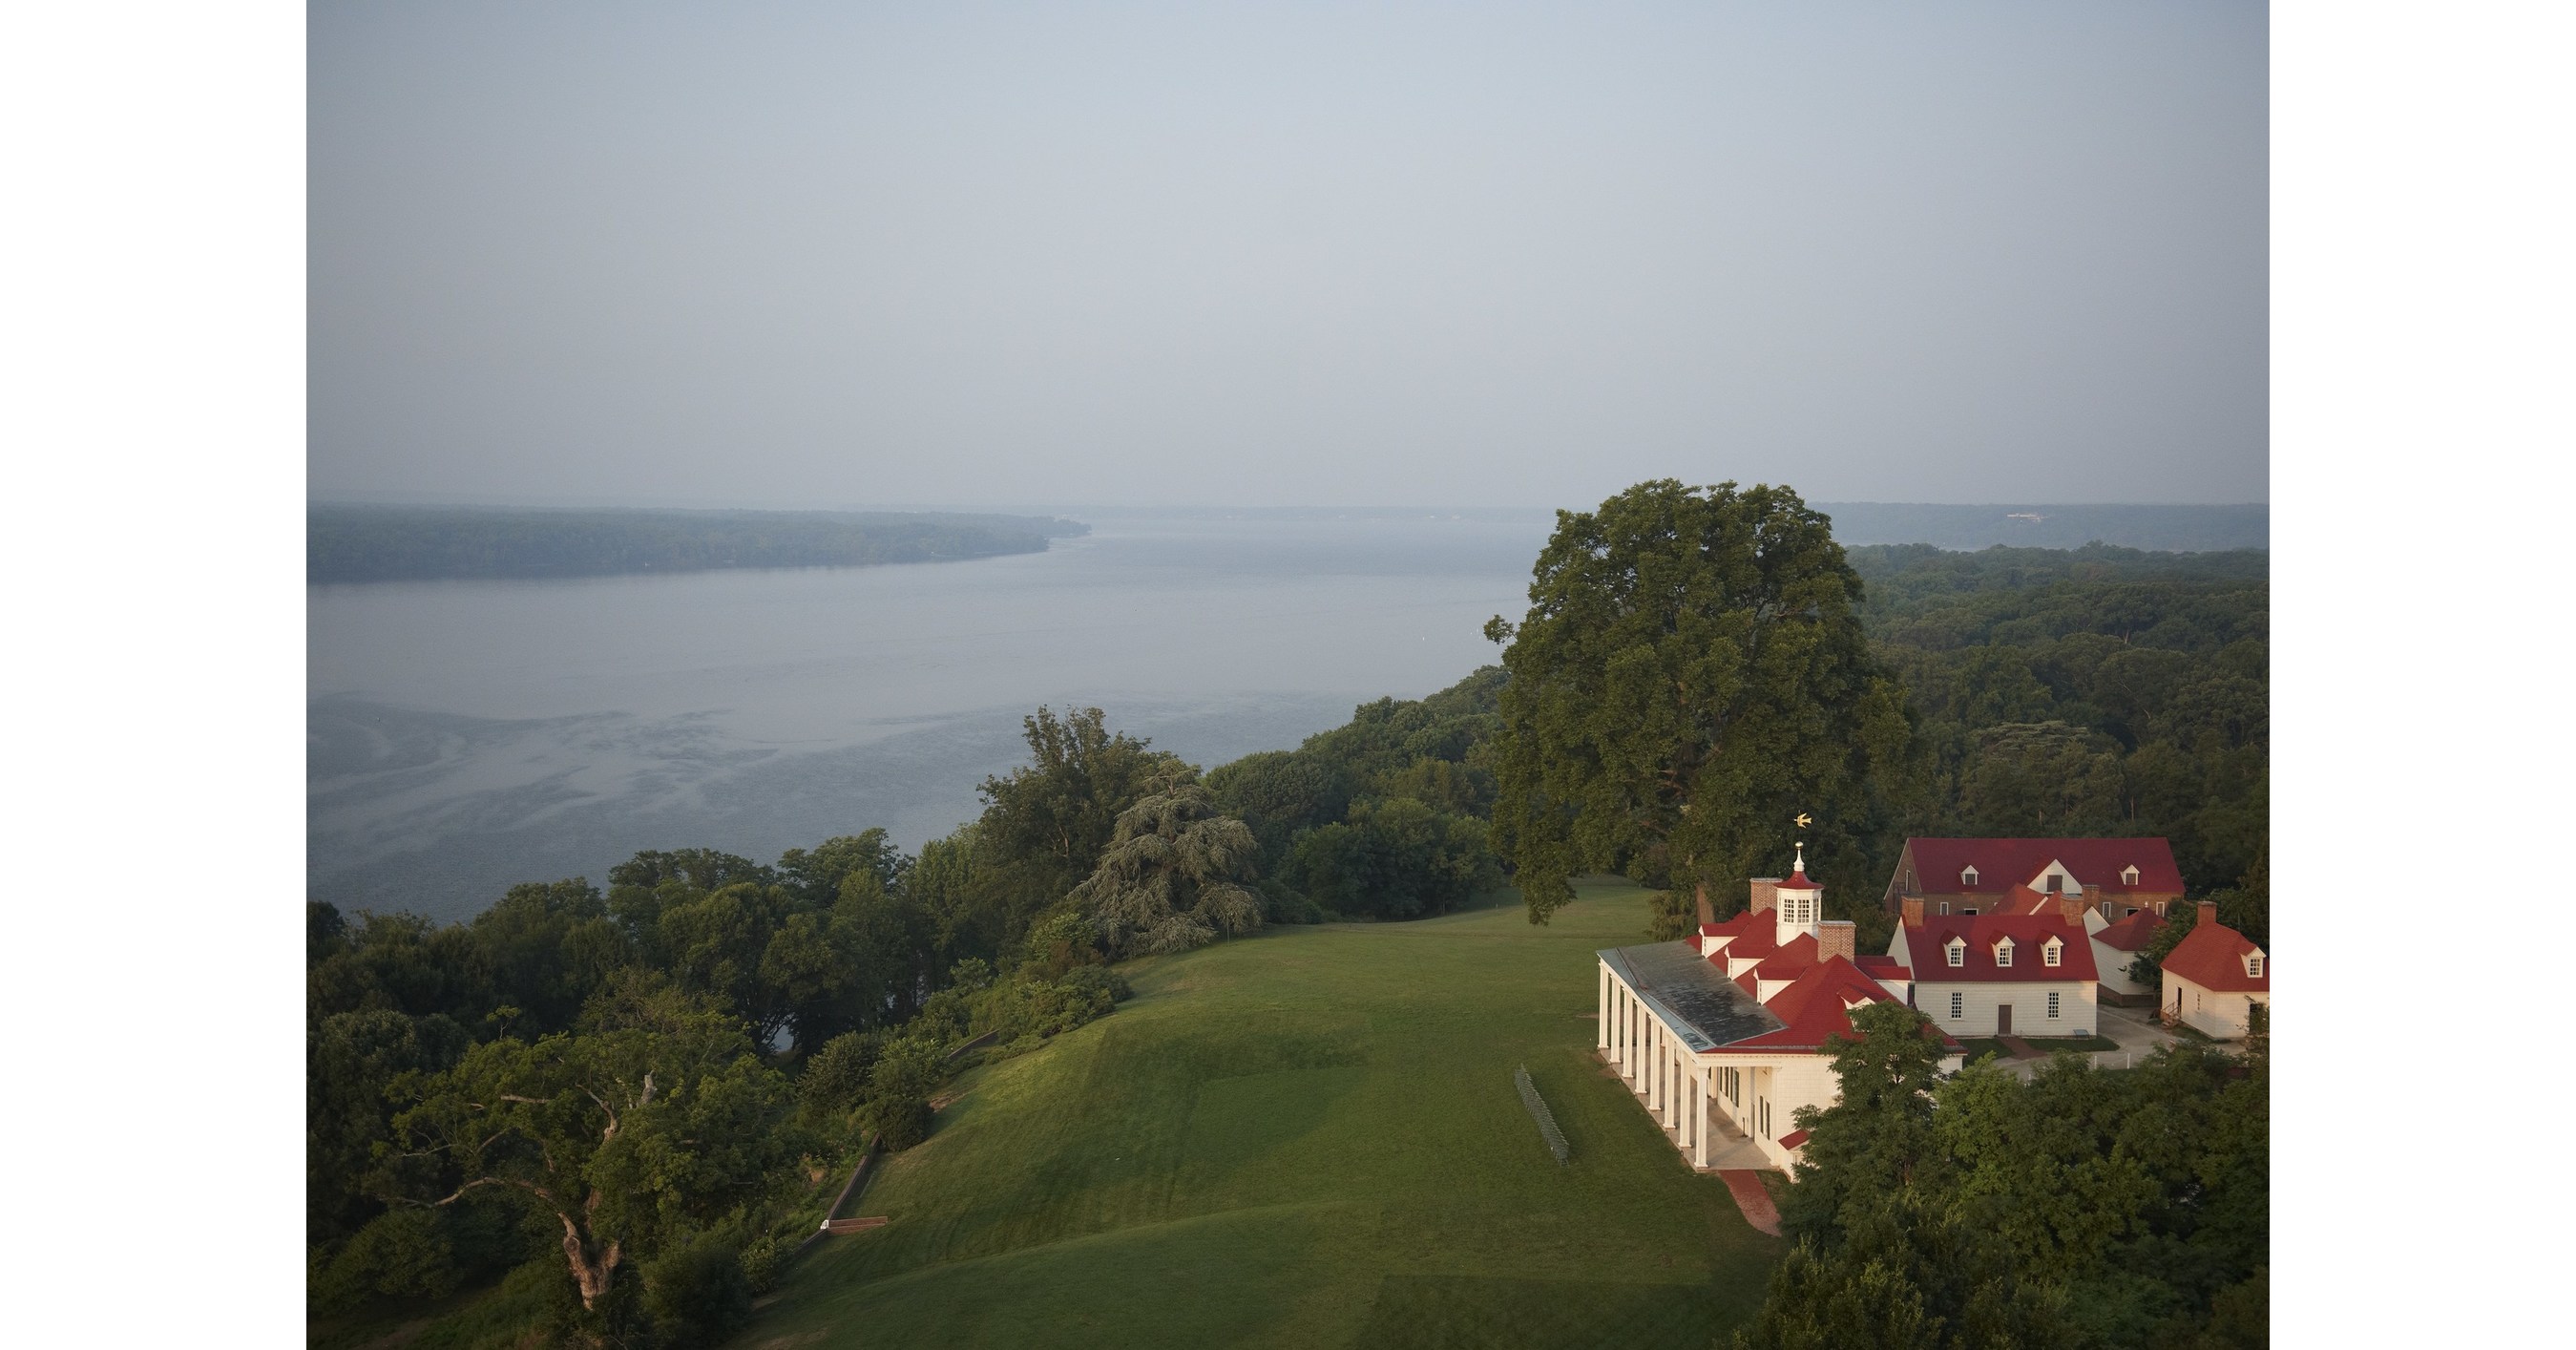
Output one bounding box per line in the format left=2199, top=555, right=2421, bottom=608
left=1792, top=812, right=1811, bottom=831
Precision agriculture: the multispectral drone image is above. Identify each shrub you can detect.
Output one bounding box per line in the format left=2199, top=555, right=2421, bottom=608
left=799, top=1031, right=882, bottom=1119
left=309, top=1207, right=460, bottom=1313
left=640, top=1230, right=754, bottom=1349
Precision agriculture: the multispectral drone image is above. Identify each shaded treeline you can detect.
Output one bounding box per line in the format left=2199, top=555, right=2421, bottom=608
left=306, top=504, right=1086, bottom=583
left=1850, top=543, right=2269, bottom=948
left=1738, top=1003, right=2267, bottom=1349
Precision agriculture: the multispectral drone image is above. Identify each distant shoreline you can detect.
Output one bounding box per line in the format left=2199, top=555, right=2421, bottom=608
left=306, top=504, right=1090, bottom=585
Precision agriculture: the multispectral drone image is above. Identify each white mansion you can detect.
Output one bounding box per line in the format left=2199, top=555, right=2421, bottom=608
left=1596, top=843, right=2109, bottom=1171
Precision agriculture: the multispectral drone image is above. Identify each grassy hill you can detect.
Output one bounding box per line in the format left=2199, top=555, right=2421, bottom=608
left=742, top=882, right=1782, bottom=1350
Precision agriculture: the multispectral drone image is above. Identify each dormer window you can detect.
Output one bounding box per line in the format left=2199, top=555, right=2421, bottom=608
left=2042, top=874, right=2063, bottom=894
left=2247, top=954, right=2264, bottom=978
left=1945, top=938, right=1965, bottom=968
left=1993, top=938, right=2014, bottom=968
left=1959, top=865, right=1979, bottom=886
left=2042, top=938, right=2063, bottom=968
left=2122, top=865, right=2141, bottom=886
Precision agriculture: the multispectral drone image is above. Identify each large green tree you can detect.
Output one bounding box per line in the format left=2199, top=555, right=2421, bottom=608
left=1070, top=780, right=1264, bottom=957
left=1484, top=481, right=1912, bottom=922
left=387, top=1010, right=804, bottom=1312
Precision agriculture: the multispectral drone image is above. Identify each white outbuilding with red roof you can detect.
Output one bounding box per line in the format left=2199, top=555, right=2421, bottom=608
left=2158, top=901, right=2269, bottom=1040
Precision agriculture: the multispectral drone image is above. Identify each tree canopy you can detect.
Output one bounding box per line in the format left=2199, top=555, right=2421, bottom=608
left=1484, top=480, right=1912, bottom=922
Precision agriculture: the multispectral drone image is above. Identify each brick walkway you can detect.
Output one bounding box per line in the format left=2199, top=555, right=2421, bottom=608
left=1718, top=1171, right=1782, bottom=1237
left=2000, top=1035, right=2042, bottom=1060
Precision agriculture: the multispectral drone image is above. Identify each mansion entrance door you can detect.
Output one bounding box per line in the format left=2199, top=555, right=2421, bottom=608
left=1997, top=1004, right=2013, bottom=1036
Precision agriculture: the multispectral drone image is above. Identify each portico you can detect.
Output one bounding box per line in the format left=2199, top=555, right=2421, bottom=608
left=1597, top=846, right=1965, bottom=1172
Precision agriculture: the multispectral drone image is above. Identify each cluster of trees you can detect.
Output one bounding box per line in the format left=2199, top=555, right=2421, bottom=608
left=307, top=769, right=1160, bottom=1344
left=1478, top=485, right=2268, bottom=960
left=1207, top=668, right=1509, bottom=922
left=306, top=505, right=1085, bottom=583
left=1852, top=542, right=2269, bottom=903
left=1738, top=1002, right=2267, bottom=1349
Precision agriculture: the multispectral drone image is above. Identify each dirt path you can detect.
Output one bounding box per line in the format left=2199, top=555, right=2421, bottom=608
left=1718, top=1170, right=1782, bottom=1237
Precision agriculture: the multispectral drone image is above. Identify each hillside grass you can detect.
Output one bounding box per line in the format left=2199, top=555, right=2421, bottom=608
left=741, top=881, right=1782, bottom=1350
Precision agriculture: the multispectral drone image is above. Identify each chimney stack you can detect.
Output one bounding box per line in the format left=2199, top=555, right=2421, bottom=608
left=1749, top=878, right=1780, bottom=915
left=2197, top=899, right=2218, bottom=927
left=2057, top=895, right=2085, bottom=924
left=1817, top=920, right=1856, bottom=962
left=1900, top=896, right=1925, bottom=929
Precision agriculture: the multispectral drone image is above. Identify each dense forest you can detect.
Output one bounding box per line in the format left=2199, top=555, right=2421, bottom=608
left=307, top=520, right=2266, bottom=1346
left=306, top=505, right=1087, bottom=583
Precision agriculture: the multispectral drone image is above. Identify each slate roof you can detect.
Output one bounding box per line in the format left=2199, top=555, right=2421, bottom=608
left=1905, top=838, right=2184, bottom=895
left=1600, top=941, right=1784, bottom=1050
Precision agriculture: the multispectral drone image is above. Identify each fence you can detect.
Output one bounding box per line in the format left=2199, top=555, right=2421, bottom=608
left=1515, top=1065, right=1570, bottom=1166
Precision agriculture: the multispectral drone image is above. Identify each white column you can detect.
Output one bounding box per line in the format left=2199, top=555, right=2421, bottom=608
left=1658, top=1023, right=1670, bottom=1120
left=1611, top=982, right=1624, bottom=1071
left=1617, top=989, right=1638, bottom=1086
left=1598, top=965, right=1612, bottom=1051
left=1693, top=1071, right=1710, bottom=1167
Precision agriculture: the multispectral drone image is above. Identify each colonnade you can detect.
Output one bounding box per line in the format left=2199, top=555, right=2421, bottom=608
left=1597, top=960, right=1714, bottom=1169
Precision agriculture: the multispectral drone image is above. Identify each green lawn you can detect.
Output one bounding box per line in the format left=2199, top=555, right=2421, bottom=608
left=740, top=882, right=1783, bottom=1350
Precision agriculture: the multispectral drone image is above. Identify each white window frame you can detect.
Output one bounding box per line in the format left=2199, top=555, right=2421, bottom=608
left=1960, top=865, right=1979, bottom=886
left=2042, top=939, right=2062, bottom=968
left=1945, top=939, right=1965, bottom=968
left=1994, top=939, right=2013, bottom=968
left=1949, top=991, right=1963, bottom=1018
left=2047, top=992, right=2062, bottom=1019
left=2122, top=865, right=2140, bottom=885
left=1938, top=901, right=1951, bottom=916
left=2247, top=955, right=2264, bottom=978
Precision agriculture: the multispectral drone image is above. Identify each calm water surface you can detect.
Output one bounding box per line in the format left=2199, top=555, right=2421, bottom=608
left=308, top=512, right=1552, bottom=919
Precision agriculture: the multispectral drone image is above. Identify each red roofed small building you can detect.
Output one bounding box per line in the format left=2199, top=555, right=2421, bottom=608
left=2159, top=901, right=2269, bottom=1040
left=2085, top=907, right=2167, bottom=1005
left=1598, top=844, right=1962, bottom=1171
left=1881, top=837, right=2185, bottom=923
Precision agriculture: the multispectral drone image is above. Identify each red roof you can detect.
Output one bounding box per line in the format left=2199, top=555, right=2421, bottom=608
left=1779, top=870, right=1817, bottom=890
left=1776, top=1129, right=1811, bottom=1150
left=1904, top=838, right=2184, bottom=895
left=1715, top=956, right=1963, bottom=1053
left=1854, top=955, right=1907, bottom=983
left=1902, top=915, right=2099, bottom=983
left=2161, top=920, right=2268, bottom=992
left=2092, top=909, right=2165, bottom=953
left=1751, top=934, right=1821, bottom=982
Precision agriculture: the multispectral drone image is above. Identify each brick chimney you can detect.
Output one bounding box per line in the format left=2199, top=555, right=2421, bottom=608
left=1749, top=878, right=1780, bottom=915
left=1900, top=896, right=1925, bottom=929
left=2057, top=895, right=2085, bottom=924
left=1817, top=920, right=1856, bottom=962
left=2197, top=899, right=2218, bottom=926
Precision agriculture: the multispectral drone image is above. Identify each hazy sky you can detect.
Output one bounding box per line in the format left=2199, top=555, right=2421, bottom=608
left=310, top=2, right=2266, bottom=510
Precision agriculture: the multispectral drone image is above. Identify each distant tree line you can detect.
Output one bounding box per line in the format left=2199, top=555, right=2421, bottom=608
left=306, top=505, right=1087, bottom=583
left=1849, top=541, right=2270, bottom=952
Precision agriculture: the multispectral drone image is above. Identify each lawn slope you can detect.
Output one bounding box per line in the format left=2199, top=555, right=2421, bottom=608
left=743, top=882, right=1781, bottom=1350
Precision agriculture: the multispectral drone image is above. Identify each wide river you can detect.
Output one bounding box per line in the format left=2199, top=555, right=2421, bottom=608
left=308, top=511, right=1556, bottom=920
